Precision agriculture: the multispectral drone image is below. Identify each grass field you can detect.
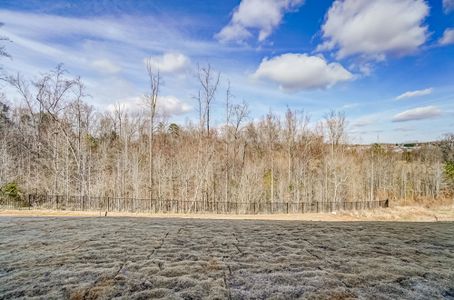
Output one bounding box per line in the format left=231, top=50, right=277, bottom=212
left=0, top=217, right=453, bottom=299
left=1, top=205, right=454, bottom=221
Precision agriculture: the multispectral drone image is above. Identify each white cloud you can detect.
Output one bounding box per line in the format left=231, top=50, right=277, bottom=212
left=91, top=59, right=121, bottom=74
left=253, top=53, right=353, bottom=91
left=395, top=88, right=432, bottom=100
left=443, top=0, right=454, bottom=13
left=158, top=95, right=192, bottom=116
left=216, top=0, right=304, bottom=43
left=107, top=95, right=192, bottom=116
left=106, top=97, right=142, bottom=113
left=392, top=106, right=442, bottom=122
left=357, top=63, right=373, bottom=76
left=317, top=0, right=429, bottom=59
left=439, top=28, right=454, bottom=45
left=144, top=52, right=189, bottom=74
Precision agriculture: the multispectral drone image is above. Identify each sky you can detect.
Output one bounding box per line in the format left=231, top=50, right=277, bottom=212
left=0, top=0, right=453, bottom=144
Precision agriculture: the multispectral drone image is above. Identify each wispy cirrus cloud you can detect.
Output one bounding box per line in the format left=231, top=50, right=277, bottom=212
left=0, top=10, right=225, bottom=54
left=350, top=116, right=377, bottom=128
left=439, top=28, right=454, bottom=45
left=91, top=59, right=121, bottom=74
left=443, top=0, right=454, bottom=13
left=392, top=106, right=442, bottom=122
left=0, top=9, right=241, bottom=111
left=395, top=88, right=432, bottom=100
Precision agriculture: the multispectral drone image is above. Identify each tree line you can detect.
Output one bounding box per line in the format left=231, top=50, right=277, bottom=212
left=0, top=62, right=453, bottom=208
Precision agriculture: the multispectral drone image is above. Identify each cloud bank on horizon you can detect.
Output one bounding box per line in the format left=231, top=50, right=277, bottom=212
left=0, top=0, right=453, bottom=144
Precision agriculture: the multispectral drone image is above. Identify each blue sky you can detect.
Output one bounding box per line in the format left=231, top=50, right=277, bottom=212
left=0, top=0, right=453, bottom=143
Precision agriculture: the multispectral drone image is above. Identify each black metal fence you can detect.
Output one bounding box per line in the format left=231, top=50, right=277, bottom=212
left=0, top=194, right=389, bottom=214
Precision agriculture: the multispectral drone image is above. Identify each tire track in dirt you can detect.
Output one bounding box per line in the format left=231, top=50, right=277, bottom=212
left=220, top=233, right=237, bottom=300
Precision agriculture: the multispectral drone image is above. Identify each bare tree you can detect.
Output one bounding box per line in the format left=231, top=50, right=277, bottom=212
left=144, top=58, right=161, bottom=200
left=197, top=64, right=220, bottom=136
left=1, top=64, right=450, bottom=212
left=7, top=65, right=86, bottom=195
left=324, top=110, right=346, bottom=154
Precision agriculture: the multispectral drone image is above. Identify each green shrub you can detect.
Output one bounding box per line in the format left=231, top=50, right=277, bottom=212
left=0, top=182, right=22, bottom=201
left=444, top=161, right=454, bottom=185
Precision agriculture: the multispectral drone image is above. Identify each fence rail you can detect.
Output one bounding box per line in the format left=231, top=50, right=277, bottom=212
left=0, top=194, right=389, bottom=214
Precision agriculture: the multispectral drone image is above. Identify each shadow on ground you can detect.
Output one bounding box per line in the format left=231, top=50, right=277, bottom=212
left=0, top=217, right=453, bottom=299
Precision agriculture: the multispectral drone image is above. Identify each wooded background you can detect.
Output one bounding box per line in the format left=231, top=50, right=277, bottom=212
left=0, top=64, right=453, bottom=210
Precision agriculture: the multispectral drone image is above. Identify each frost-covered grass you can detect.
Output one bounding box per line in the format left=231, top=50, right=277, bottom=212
left=0, top=217, right=453, bottom=299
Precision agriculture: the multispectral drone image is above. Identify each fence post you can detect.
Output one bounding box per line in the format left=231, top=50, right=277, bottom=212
left=385, top=199, right=389, bottom=208
left=28, top=194, right=31, bottom=210
left=286, top=202, right=289, bottom=214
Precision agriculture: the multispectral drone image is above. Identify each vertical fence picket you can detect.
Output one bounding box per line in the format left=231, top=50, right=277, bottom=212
left=2, top=193, right=390, bottom=214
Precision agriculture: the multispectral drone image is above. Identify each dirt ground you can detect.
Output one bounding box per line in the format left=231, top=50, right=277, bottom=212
left=1, top=205, right=454, bottom=222
left=0, top=216, right=453, bottom=299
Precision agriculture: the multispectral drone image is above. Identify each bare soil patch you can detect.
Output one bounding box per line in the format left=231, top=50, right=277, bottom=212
left=1, top=205, right=454, bottom=222
left=0, top=217, right=453, bottom=299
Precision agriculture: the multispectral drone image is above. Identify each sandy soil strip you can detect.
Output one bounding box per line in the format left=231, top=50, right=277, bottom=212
left=1, top=205, right=453, bottom=222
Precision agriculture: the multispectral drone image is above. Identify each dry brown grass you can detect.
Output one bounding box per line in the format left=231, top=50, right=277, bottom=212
left=391, top=195, right=454, bottom=208
left=1, top=205, right=453, bottom=222
left=1, top=216, right=453, bottom=299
